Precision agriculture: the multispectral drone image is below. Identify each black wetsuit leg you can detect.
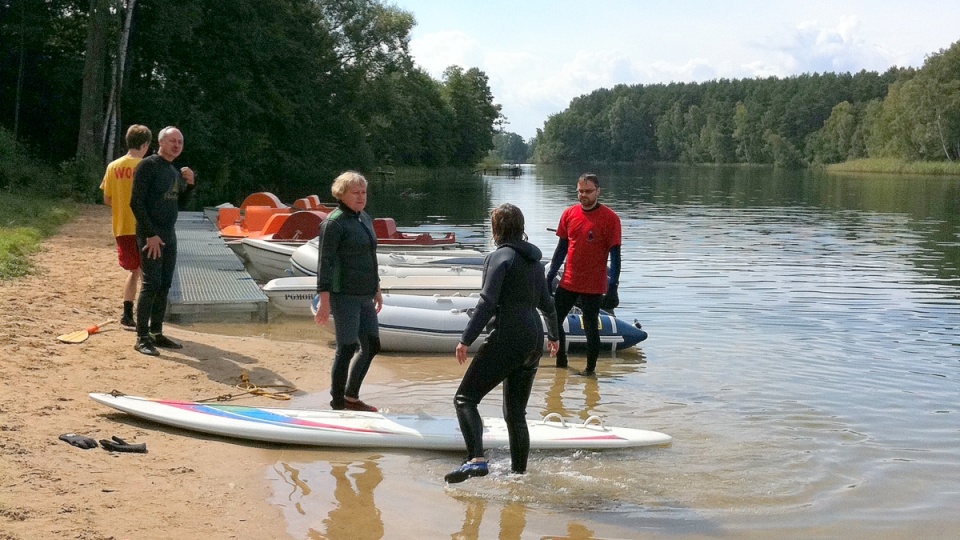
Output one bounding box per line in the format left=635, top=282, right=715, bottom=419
left=502, top=350, right=540, bottom=473
left=330, top=342, right=358, bottom=409
left=135, top=234, right=177, bottom=337
left=552, top=286, right=578, bottom=367
left=330, top=293, right=379, bottom=407
left=346, top=299, right=380, bottom=399
left=578, top=294, right=603, bottom=372
left=454, top=341, right=505, bottom=460
left=455, top=311, right=542, bottom=462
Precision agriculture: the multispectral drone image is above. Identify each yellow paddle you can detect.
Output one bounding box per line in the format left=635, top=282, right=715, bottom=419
left=57, top=319, right=115, bottom=343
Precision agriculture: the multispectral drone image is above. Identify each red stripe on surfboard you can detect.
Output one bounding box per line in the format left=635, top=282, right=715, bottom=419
left=153, top=399, right=387, bottom=434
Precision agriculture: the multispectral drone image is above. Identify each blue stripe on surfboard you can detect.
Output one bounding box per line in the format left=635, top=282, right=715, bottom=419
left=158, top=399, right=386, bottom=434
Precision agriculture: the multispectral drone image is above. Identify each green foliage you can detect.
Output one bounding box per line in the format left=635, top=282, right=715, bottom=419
left=0, top=127, right=36, bottom=189
left=0, top=126, right=78, bottom=196
left=0, top=192, right=77, bottom=280
left=5, top=0, right=955, bottom=182
left=442, top=66, right=502, bottom=165
left=363, top=68, right=456, bottom=166
left=861, top=99, right=888, bottom=158
left=477, top=154, right=503, bottom=169
left=0, top=0, right=89, bottom=164
left=654, top=102, right=682, bottom=162
left=764, top=41, right=958, bottom=167
left=532, top=57, right=948, bottom=168
left=491, top=131, right=529, bottom=163
left=763, top=131, right=804, bottom=169
left=732, top=101, right=767, bottom=163
left=808, top=101, right=863, bottom=163
left=0, top=0, right=501, bottom=205
left=57, top=156, right=103, bottom=202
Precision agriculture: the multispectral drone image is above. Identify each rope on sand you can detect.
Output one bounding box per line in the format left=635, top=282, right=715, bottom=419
left=198, top=371, right=297, bottom=402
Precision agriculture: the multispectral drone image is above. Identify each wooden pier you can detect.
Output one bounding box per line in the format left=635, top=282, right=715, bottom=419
left=475, top=164, right=522, bottom=176
left=167, top=212, right=269, bottom=322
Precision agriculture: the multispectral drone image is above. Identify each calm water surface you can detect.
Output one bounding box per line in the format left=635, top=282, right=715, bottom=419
left=188, top=165, right=960, bottom=539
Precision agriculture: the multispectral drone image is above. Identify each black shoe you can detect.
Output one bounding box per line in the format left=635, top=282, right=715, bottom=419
left=120, top=315, right=136, bottom=330
left=151, top=333, right=182, bottom=349
left=575, top=369, right=596, bottom=377
left=444, top=460, right=488, bottom=484
left=555, top=358, right=568, bottom=369
left=134, top=337, right=159, bottom=356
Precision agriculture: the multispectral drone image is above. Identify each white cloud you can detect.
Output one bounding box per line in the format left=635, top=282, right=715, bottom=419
left=762, top=17, right=898, bottom=74
left=408, top=30, right=481, bottom=77
left=398, top=3, right=960, bottom=140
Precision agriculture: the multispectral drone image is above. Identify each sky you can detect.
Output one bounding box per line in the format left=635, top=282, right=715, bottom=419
left=388, top=0, right=960, bottom=141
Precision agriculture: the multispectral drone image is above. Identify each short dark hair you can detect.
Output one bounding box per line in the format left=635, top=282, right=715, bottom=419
left=490, top=203, right=526, bottom=245
left=578, top=173, right=600, bottom=188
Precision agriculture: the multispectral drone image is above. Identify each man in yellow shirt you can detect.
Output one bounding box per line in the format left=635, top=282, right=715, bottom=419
left=100, top=124, right=152, bottom=329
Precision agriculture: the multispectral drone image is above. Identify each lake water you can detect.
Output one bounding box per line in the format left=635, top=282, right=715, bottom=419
left=193, top=164, right=960, bottom=539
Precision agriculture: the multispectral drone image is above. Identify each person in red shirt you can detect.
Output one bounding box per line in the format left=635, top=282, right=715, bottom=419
left=545, top=173, right=622, bottom=376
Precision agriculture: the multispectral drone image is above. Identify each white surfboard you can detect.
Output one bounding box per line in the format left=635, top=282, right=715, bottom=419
left=89, top=393, right=671, bottom=451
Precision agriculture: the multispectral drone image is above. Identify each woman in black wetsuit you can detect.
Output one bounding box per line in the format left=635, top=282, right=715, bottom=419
left=314, top=171, right=382, bottom=412
left=445, top=203, right=560, bottom=484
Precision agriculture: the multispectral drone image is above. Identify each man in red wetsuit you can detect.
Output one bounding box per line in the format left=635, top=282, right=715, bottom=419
left=545, top=173, right=622, bottom=376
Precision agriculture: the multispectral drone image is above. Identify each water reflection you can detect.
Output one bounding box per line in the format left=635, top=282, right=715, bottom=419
left=273, top=462, right=312, bottom=516
left=539, top=348, right=647, bottom=421
left=450, top=496, right=486, bottom=540
left=267, top=450, right=663, bottom=539
left=541, top=368, right=601, bottom=421
left=540, top=523, right=600, bottom=540
left=448, top=496, right=536, bottom=540
left=319, top=461, right=383, bottom=540
left=273, top=458, right=384, bottom=540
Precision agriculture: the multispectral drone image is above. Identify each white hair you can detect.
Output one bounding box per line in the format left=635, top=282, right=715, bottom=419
left=158, top=126, right=180, bottom=141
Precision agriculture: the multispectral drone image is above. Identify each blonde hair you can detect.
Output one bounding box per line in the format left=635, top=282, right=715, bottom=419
left=331, top=170, right=367, bottom=200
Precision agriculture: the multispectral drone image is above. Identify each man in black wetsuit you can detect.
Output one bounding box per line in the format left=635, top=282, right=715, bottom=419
left=129, top=126, right=195, bottom=356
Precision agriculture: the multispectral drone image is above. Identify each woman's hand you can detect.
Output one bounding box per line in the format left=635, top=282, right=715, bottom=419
left=455, top=342, right=468, bottom=364
left=314, top=292, right=331, bottom=326
left=546, top=339, right=559, bottom=357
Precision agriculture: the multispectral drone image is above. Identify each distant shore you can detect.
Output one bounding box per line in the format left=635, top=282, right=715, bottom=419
left=825, top=157, right=960, bottom=176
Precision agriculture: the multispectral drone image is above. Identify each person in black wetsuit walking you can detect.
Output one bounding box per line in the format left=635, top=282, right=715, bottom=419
left=444, top=203, right=560, bottom=484
left=129, top=126, right=195, bottom=356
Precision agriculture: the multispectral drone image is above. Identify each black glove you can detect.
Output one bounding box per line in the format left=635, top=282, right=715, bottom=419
left=59, top=433, right=99, bottom=449
left=601, top=283, right=619, bottom=311
left=546, top=269, right=558, bottom=294
left=99, top=435, right=147, bottom=453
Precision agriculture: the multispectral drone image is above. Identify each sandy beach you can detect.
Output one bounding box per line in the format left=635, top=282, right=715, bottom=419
left=0, top=204, right=341, bottom=539
left=1, top=204, right=648, bottom=540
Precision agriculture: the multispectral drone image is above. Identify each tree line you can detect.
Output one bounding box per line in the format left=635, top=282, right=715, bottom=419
left=531, top=40, right=960, bottom=168
left=0, top=0, right=501, bottom=205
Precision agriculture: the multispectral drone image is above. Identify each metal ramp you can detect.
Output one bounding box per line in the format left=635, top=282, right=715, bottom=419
left=167, top=212, right=268, bottom=322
